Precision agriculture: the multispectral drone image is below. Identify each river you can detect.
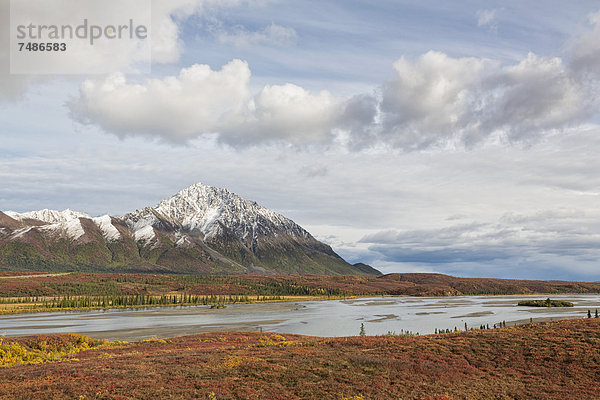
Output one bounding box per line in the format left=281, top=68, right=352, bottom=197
left=1, top=294, right=599, bottom=341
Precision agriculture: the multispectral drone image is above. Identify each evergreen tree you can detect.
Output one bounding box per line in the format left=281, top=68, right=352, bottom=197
left=359, top=323, right=366, bottom=337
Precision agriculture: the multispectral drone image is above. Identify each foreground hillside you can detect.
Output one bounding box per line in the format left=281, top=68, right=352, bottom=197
left=1, top=319, right=599, bottom=399
left=0, top=183, right=379, bottom=276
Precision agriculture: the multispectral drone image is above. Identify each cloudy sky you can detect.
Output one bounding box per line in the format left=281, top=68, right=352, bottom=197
left=2, top=0, right=600, bottom=280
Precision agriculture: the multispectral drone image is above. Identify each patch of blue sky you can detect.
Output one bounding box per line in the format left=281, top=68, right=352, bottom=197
left=172, top=0, right=598, bottom=98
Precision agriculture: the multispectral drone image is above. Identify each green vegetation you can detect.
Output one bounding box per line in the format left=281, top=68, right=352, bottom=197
left=518, top=298, right=574, bottom=307
left=1, top=272, right=600, bottom=315
left=0, top=224, right=375, bottom=276
left=0, top=293, right=287, bottom=314
left=359, top=323, right=366, bottom=336
left=0, top=272, right=359, bottom=314
left=0, top=273, right=349, bottom=298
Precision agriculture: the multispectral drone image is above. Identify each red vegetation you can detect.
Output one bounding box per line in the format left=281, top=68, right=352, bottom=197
left=1, top=319, right=599, bottom=399
left=1, top=272, right=600, bottom=299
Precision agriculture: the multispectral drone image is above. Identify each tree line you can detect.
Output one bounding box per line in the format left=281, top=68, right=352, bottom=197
left=0, top=293, right=284, bottom=309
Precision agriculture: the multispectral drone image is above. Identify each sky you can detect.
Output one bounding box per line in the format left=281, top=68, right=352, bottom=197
left=2, top=0, right=600, bottom=280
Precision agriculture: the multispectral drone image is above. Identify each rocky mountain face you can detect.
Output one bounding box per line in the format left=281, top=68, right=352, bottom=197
left=0, top=183, right=381, bottom=276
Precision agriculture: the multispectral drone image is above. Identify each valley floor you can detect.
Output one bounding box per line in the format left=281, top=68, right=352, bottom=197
left=1, top=318, right=599, bottom=399
left=2, top=271, right=600, bottom=316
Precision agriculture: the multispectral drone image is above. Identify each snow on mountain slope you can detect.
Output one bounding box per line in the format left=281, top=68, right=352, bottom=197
left=147, top=183, right=310, bottom=241
left=123, top=206, right=174, bottom=244
left=10, top=226, right=34, bottom=239
left=92, top=215, right=121, bottom=241
left=0, top=183, right=379, bottom=275
left=5, top=184, right=311, bottom=245
left=4, top=209, right=87, bottom=240
left=133, top=224, right=156, bottom=243
left=39, top=217, right=86, bottom=240
left=6, top=209, right=90, bottom=224
left=5, top=210, right=122, bottom=242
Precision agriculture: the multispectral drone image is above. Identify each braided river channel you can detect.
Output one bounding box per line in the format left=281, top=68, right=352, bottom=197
left=1, top=294, right=600, bottom=341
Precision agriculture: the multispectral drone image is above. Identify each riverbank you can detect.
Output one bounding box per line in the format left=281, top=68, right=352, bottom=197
left=2, top=294, right=598, bottom=341
left=1, top=318, right=599, bottom=399
left=0, top=294, right=357, bottom=315
left=3, top=271, right=600, bottom=317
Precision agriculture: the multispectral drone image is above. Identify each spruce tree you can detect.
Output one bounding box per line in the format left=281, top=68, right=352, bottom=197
left=359, top=323, right=366, bottom=337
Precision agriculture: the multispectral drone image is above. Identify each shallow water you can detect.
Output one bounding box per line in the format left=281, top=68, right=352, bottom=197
left=0, top=294, right=599, bottom=341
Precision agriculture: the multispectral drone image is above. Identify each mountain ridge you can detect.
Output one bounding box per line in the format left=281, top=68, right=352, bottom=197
left=0, top=183, right=380, bottom=276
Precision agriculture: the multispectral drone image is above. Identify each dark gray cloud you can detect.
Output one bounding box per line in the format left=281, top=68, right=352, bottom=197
left=359, top=211, right=600, bottom=280
left=368, top=246, right=513, bottom=264
left=337, top=94, right=379, bottom=149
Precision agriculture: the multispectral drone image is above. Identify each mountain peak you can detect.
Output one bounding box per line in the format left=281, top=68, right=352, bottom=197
left=5, top=209, right=90, bottom=224
left=0, top=183, right=381, bottom=276
left=146, top=183, right=309, bottom=241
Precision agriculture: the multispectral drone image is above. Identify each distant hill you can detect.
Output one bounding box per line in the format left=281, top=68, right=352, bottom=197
left=0, top=183, right=380, bottom=276
left=225, top=273, right=600, bottom=296
left=0, top=272, right=597, bottom=299
left=376, top=273, right=600, bottom=296
left=352, top=262, right=382, bottom=276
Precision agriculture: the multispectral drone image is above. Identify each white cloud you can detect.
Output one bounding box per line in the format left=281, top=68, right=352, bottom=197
left=69, top=60, right=341, bottom=145
left=478, top=53, right=586, bottom=142
left=375, top=50, right=590, bottom=150
left=246, top=83, right=340, bottom=144
left=70, top=59, right=253, bottom=142
left=217, top=23, right=298, bottom=48
left=70, top=47, right=600, bottom=150
left=64, top=6, right=600, bottom=151
left=476, top=9, right=498, bottom=32
left=379, top=51, right=491, bottom=150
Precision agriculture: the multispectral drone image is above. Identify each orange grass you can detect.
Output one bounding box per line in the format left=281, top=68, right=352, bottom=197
left=1, top=318, right=599, bottom=399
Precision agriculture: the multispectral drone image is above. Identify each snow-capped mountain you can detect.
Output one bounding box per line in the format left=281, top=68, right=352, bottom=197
left=124, top=183, right=309, bottom=249
left=6, top=209, right=90, bottom=224
left=0, top=183, right=381, bottom=276
left=4, top=209, right=121, bottom=242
